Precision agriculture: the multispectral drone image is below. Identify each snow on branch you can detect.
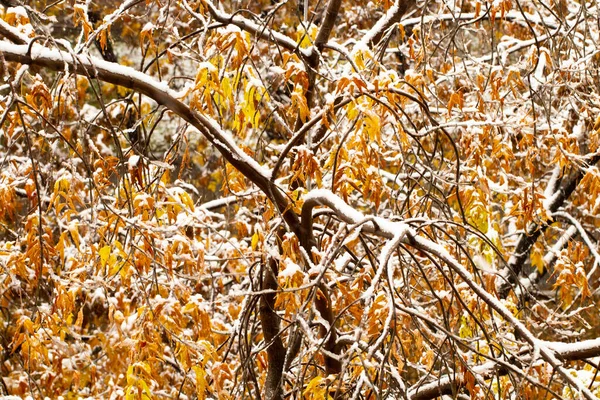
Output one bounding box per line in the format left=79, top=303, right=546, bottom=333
left=0, top=41, right=304, bottom=233
left=0, top=17, right=28, bottom=45
left=203, top=0, right=308, bottom=56
left=359, top=0, right=417, bottom=48
left=409, top=336, right=600, bottom=400
left=400, top=9, right=558, bottom=30
left=520, top=224, right=577, bottom=292
left=300, top=189, right=598, bottom=400
left=543, top=225, right=577, bottom=266
left=499, top=153, right=600, bottom=298
left=2, top=42, right=265, bottom=176
left=301, top=189, right=407, bottom=242
left=553, top=211, right=600, bottom=281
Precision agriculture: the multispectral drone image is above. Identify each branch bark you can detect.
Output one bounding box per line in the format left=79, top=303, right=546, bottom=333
left=259, top=257, right=285, bottom=400
left=0, top=18, right=28, bottom=45
left=313, top=0, right=343, bottom=51
left=409, top=338, right=600, bottom=400
left=498, top=155, right=600, bottom=298
left=360, top=0, right=417, bottom=48
left=300, top=189, right=599, bottom=400
left=0, top=41, right=302, bottom=235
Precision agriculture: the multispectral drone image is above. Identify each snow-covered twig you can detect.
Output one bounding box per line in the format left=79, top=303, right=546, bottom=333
left=301, top=189, right=598, bottom=400
left=360, top=0, right=417, bottom=47
left=0, top=41, right=306, bottom=237
left=202, top=0, right=308, bottom=56
left=553, top=211, right=600, bottom=281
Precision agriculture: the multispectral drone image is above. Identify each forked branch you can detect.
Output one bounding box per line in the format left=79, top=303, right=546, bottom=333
left=0, top=41, right=302, bottom=235
left=300, top=189, right=598, bottom=400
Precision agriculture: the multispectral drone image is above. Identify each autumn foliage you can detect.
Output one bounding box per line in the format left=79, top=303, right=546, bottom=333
left=1, top=0, right=600, bottom=399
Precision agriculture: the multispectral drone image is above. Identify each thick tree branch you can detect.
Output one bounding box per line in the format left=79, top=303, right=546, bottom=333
left=498, top=155, right=600, bottom=298
left=0, top=19, right=28, bottom=45
left=259, top=257, right=285, bottom=400
left=409, top=338, right=600, bottom=400
left=0, top=41, right=301, bottom=234
left=301, top=189, right=598, bottom=400
left=313, top=0, right=342, bottom=51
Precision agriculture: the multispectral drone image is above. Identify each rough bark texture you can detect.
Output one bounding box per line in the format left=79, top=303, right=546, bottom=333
left=259, top=257, right=285, bottom=400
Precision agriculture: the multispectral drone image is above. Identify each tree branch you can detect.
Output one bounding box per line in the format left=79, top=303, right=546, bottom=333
left=300, top=189, right=598, bottom=400
left=259, top=257, right=285, bottom=400
left=360, top=0, right=417, bottom=48
left=409, top=338, right=600, bottom=400
left=203, top=0, right=308, bottom=56
left=498, top=155, right=600, bottom=298
left=0, top=18, right=28, bottom=45
left=0, top=41, right=302, bottom=235
left=313, top=0, right=342, bottom=51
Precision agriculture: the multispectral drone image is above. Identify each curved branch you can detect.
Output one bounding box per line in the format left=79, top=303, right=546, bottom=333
left=409, top=338, right=600, bottom=400
left=203, top=0, right=308, bottom=56
left=300, top=189, right=598, bottom=400
left=0, top=41, right=301, bottom=232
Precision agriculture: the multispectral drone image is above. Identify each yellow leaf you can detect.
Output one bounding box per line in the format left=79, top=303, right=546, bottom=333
left=69, top=224, right=80, bottom=249
left=73, top=5, right=92, bottom=40
left=458, top=316, right=472, bottom=338
left=140, top=379, right=152, bottom=399
left=362, top=109, right=381, bottom=143
left=291, top=85, right=310, bottom=122
left=593, top=114, right=600, bottom=131
left=183, top=301, right=197, bottom=314
left=179, top=191, right=195, bottom=211
left=242, top=84, right=260, bottom=129
left=346, top=100, right=358, bottom=120
left=354, top=48, right=373, bottom=70
left=251, top=232, right=259, bottom=251
left=193, top=366, right=207, bottom=400
left=140, top=23, right=156, bottom=49
left=531, top=246, right=545, bottom=274
left=125, top=387, right=136, bottom=400
left=222, top=75, right=232, bottom=100
left=75, top=308, right=84, bottom=329
left=303, top=376, right=323, bottom=396
left=22, top=317, right=34, bottom=334
left=447, top=92, right=463, bottom=115
left=297, top=23, right=318, bottom=48
left=99, top=246, right=111, bottom=269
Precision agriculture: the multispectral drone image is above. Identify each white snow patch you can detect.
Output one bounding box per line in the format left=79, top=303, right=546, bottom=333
left=280, top=258, right=302, bottom=279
